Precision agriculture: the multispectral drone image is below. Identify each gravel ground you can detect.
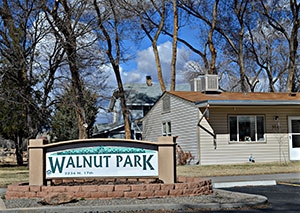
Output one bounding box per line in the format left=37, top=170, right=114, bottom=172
left=3, top=189, right=267, bottom=211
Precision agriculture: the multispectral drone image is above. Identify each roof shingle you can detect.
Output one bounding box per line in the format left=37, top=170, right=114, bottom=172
left=168, top=91, right=300, bottom=103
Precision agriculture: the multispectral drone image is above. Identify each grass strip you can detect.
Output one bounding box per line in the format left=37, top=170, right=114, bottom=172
left=177, top=161, right=300, bottom=177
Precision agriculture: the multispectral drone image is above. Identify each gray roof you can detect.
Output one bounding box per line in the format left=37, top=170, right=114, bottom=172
left=123, top=83, right=190, bottom=105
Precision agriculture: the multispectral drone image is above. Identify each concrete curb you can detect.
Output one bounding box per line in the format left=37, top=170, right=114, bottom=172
left=213, top=180, right=277, bottom=188
left=0, top=188, right=6, bottom=210
left=0, top=198, right=6, bottom=210
left=0, top=190, right=268, bottom=213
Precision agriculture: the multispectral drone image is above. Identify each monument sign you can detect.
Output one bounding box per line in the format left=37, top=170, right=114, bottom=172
left=46, top=146, right=158, bottom=178
left=28, top=137, right=176, bottom=185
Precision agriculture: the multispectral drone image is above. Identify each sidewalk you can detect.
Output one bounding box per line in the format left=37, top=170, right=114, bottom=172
left=210, top=172, right=300, bottom=188
left=0, top=173, right=299, bottom=213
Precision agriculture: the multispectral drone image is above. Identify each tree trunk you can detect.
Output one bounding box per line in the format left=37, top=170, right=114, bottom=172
left=115, top=65, right=131, bottom=139
left=170, top=0, right=178, bottom=91
left=286, top=25, right=299, bottom=92
left=236, top=3, right=247, bottom=92
left=68, top=45, right=88, bottom=139
left=76, top=105, right=88, bottom=139
left=141, top=0, right=166, bottom=93
left=207, top=0, right=219, bottom=75
left=67, top=42, right=87, bottom=139
left=15, top=134, right=23, bottom=166
left=93, top=0, right=131, bottom=139
left=239, top=51, right=247, bottom=92
left=153, top=41, right=166, bottom=92
left=46, top=0, right=88, bottom=139
left=259, top=0, right=300, bottom=92
left=238, top=28, right=247, bottom=92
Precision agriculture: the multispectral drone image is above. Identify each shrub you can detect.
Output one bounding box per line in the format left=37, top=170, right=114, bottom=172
left=176, top=145, right=194, bottom=165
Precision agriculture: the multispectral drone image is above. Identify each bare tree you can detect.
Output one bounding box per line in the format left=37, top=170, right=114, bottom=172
left=93, top=0, right=131, bottom=139
left=217, top=0, right=250, bottom=92
left=0, top=0, right=54, bottom=164
left=179, top=0, right=219, bottom=75
left=140, top=0, right=167, bottom=92
left=42, top=0, right=92, bottom=139
left=207, top=0, right=219, bottom=75
left=257, top=0, right=300, bottom=92
left=120, top=0, right=188, bottom=92
left=245, top=17, right=288, bottom=92
left=180, top=0, right=263, bottom=92
left=170, top=0, right=178, bottom=91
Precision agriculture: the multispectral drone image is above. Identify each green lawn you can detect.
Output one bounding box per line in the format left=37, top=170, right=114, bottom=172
left=177, top=161, right=300, bottom=177
left=0, top=166, right=29, bottom=188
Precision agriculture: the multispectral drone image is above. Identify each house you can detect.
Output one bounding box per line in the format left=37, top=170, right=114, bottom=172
left=93, top=78, right=190, bottom=139
left=142, top=76, right=300, bottom=165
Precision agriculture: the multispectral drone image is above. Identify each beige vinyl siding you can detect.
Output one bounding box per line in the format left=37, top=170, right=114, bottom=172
left=143, top=94, right=200, bottom=163
left=199, top=106, right=298, bottom=165
left=143, top=93, right=299, bottom=165
left=197, top=111, right=215, bottom=165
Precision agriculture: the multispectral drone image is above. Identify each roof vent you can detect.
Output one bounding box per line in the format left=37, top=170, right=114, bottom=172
left=191, top=74, right=219, bottom=93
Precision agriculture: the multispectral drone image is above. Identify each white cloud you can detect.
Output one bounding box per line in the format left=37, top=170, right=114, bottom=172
left=102, top=64, right=142, bottom=88
left=122, top=71, right=142, bottom=82
left=101, top=41, right=192, bottom=89
left=122, top=41, right=190, bottom=85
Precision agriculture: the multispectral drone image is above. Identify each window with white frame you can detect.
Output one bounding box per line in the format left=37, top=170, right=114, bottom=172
left=229, top=115, right=265, bottom=142
left=162, top=121, right=172, bottom=136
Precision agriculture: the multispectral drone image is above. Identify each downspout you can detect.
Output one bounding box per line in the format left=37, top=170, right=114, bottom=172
left=196, top=112, right=201, bottom=164
left=197, top=104, right=217, bottom=150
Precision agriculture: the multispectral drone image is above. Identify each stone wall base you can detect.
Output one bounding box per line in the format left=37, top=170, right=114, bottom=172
left=5, top=177, right=212, bottom=200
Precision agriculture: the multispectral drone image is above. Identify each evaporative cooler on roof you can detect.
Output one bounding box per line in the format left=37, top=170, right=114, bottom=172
left=191, top=74, right=219, bottom=92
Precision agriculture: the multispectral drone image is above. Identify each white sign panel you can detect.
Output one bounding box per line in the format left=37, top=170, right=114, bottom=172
left=46, top=146, right=158, bottom=178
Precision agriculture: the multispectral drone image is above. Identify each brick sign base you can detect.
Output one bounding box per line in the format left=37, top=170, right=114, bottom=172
left=5, top=177, right=212, bottom=200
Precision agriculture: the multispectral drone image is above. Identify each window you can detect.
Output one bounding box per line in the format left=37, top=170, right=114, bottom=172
left=162, top=121, right=172, bottom=136
left=229, top=115, right=265, bottom=142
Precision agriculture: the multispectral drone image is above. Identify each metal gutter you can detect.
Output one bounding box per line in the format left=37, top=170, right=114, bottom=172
left=195, top=100, right=300, bottom=107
